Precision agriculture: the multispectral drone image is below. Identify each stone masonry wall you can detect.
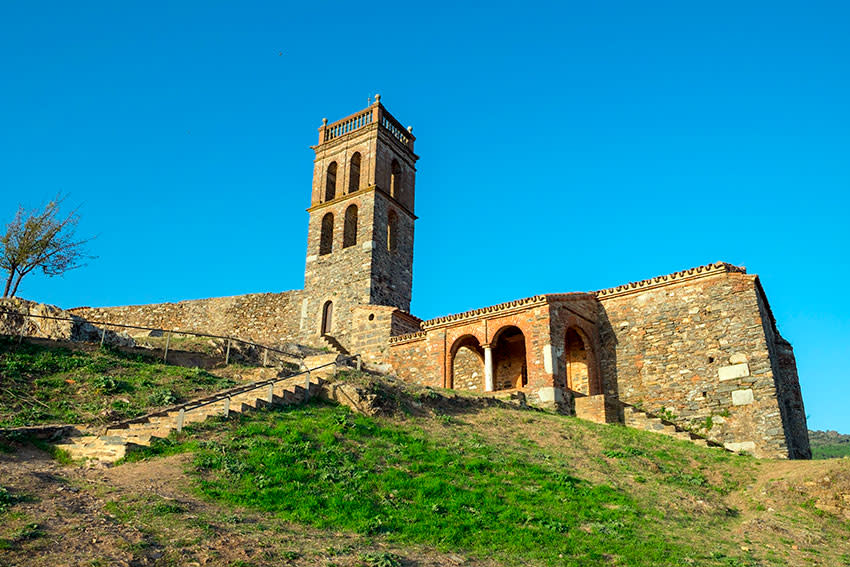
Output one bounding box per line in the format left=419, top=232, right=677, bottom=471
left=370, top=190, right=414, bottom=312
left=301, top=191, right=377, bottom=347
left=71, top=291, right=302, bottom=346
left=597, top=271, right=803, bottom=459
left=754, top=284, right=811, bottom=458
left=453, top=346, right=484, bottom=391
left=387, top=335, right=441, bottom=387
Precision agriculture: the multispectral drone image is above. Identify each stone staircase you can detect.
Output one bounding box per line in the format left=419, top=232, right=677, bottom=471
left=320, top=334, right=349, bottom=356
left=622, top=405, right=721, bottom=449
left=56, top=356, right=347, bottom=464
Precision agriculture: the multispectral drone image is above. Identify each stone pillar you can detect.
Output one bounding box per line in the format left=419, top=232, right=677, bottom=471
left=483, top=344, right=494, bottom=392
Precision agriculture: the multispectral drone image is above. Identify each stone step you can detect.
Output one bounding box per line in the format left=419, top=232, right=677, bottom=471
left=52, top=377, right=326, bottom=464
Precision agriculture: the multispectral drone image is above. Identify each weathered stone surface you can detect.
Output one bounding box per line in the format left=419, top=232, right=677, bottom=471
left=71, top=292, right=302, bottom=347
left=719, top=363, right=750, bottom=381
left=2, top=298, right=134, bottom=346
left=732, top=389, right=755, bottom=406
left=724, top=441, right=756, bottom=453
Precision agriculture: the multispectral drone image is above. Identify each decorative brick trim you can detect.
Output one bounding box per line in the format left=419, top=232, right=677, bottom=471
left=421, top=295, right=548, bottom=330
left=388, top=331, right=427, bottom=345
left=595, top=262, right=746, bottom=300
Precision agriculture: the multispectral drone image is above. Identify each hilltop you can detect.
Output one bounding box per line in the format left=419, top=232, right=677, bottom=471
left=809, top=429, right=850, bottom=459
left=0, top=339, right=848, bottom=566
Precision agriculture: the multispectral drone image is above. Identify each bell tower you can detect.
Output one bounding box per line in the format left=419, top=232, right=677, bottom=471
left=300, top=95, right=418, bottom=348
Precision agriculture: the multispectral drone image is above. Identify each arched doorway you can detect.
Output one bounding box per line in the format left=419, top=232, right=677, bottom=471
left=321, top=301, right=333, bottom=336
left=493, top=326, right=527, bottom=390
left=565, top=327, right=596, bottom=395
left=450, top=335, right=484, bottom=391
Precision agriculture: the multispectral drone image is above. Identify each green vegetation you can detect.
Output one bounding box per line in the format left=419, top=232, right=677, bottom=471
left=131, top=400, right=763, bottom=566
left=809, top=429, right=850, bottom=459
left=0, top=337, right=236, bottom=426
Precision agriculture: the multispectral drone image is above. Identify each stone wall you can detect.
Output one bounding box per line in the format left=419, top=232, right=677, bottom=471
left=755, top=284, right=811, bottom=458
left=302, top=191, right=377, bottom=345
left=1, top=298, right=132, bottom=345
left=453, top=345, right=484, bottom=391
left=596, top=269, right=809, bottom=459
left=370, top=190, right=414, bottom=312
left=70, top=291, right=302, bottom=347
left=386, top=334, right=440, bottom=387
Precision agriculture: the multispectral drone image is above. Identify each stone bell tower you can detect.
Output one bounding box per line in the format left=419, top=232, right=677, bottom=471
left=299, top=95, right=418, bottom=348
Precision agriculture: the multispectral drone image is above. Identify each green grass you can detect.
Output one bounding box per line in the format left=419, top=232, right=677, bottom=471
left=132, top=401, right=756, bottom=566
left=809, top=430, right=850, bottom=459
left=813, top=444, right=850, bottom=459
left=0, top=337, right=236, bottom=427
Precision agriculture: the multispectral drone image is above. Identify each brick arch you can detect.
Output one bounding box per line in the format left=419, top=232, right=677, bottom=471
left=449, top=334, right=484, bottom=391
left=491, top=325, right=527, bottom=390
left=325, top=161, right=338, bottom=201
left=348, top=152, right=361, bottom=193
left=565, top=325, right=600, bottom=395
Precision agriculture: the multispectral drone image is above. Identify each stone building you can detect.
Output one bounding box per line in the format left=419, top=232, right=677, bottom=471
left=71, top=98, right=810, bottom=459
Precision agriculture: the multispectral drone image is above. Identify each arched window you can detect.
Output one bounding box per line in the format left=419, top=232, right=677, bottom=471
left=387, top=210, right=398, bottom=252
left=390, top=159, right=401, bottom=200
left=319, top=212, right=334, bottom=255
left=348, top=152, right=361, bottom=193
left=343, top=204, right=358, bottom=248
left=325, top=162, right=337, bottom=201
left=321, top=301, right=333, bottom=335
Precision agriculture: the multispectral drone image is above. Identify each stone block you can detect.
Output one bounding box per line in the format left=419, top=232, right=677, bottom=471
left=718, top=363, right=750, bottom=381
left=732, top=388, right=754, bottom=406
left=724, top=441, right=756, bottom=453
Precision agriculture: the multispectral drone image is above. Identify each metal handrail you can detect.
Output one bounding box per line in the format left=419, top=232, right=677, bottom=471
left=118, top=355, right=359, bottom=433
left=0, top=307, right=363, bottom=433
left=0, top=308, right=303, bottom=365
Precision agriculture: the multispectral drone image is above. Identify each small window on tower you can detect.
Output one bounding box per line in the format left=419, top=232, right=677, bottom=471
left=319, top=212, right=334, bottom=255
left=325, top=162, right=337, bottom=201
left=387, top=210, right=398, bottom=252
left=390, top=159, right=401, bottom=200
left=343, top=205, right=358, bottom=248
left=349, top=152, right=361, bottom=193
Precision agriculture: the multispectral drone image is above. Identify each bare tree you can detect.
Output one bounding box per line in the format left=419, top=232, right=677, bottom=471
left=1, top=195, right=94, bottom=298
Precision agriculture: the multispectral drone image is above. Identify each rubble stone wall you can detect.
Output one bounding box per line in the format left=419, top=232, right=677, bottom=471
left=597, top=271, right=809, bottom=459
left=70, top=291, right=302, bottom=347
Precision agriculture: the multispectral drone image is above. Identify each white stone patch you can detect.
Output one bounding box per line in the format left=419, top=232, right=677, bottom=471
left=724, top=441, right=756, bottom=453
left=306, top=254, right=317, bottom=263
left=718, top=363, right=750, bottom=381
left=537, top=387, right=564, bottom=403
left=729, top=353, right=748, bottom=364
left=732, top=388, right=754, bottom=406
left=543, top=344, right=554, bottom=374
left=362, top=240, right=375, bottom=251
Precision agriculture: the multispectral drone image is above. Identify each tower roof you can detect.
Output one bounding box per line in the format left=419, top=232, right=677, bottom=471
left=314, top=94, right=416, bottom=153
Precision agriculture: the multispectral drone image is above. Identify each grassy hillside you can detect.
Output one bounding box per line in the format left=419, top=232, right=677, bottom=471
left=0, top=337, right=236, bottom=427
left=810, top=430, right=850, bottom=459
left=1, top=344, right=849, bottom=566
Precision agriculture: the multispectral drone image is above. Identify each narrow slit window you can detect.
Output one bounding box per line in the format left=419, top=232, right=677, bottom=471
left=343, top=204, right=358, bottom=248
left=319, top=212, right=334, bottom=255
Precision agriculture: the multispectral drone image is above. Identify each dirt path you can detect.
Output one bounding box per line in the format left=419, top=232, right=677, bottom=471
left=0, top=447, right=495, bottom=567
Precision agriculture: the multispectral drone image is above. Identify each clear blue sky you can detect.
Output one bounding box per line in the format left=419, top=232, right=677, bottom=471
left=2, top=2, right=848, bottom=432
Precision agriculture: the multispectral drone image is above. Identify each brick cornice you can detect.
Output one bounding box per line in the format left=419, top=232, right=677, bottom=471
left=594, top=262, right=746, bottom=300
left=306, top=185, right=417, bottom=220
left=388, top=330, right=427, bottom=345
